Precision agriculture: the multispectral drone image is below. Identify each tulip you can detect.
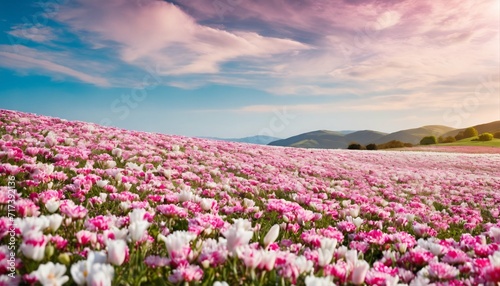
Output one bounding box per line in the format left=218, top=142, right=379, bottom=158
left=47, top=214, right=63, bottom=232
left=263, top=224, right=280, bottom=249
left=107, top=239, right=128, bottom=266
left=351, top=260, right=369, bottom=285
left=317, top=248, right=334, bottom=267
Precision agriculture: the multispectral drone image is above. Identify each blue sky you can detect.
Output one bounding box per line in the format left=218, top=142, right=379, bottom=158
left=0, top=0, right=499, bottom=138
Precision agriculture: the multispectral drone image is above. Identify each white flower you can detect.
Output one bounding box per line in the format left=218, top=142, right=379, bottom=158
left=128, top=209, right=151, bottom=242
left=47, top=214, right=63, bottom=232
left=488, top=226, right=500, bottom=243
left=119, top=201, right=131, bottom=211
left=177, top=189, right=193, bottom=202
left=349, top=205, right=360, bottom=217
left=317, top=248, right=334, bottom=267
left=259, top=250, right=277, bottom=271
left=99, top=193, right=108, bottom=202
left=70, top=260, right=87, bottom=285
left=34, top=262, right=69, bottom=286
left=70, top=251, right=108, bottom=285
left=158, top=231, right=196, bottom=258
left=111, top=148, right=122, bottom=158
left=263, top=224, right=280, bottom=249
left=352, top=217, right=364, bottom=228
left=45, top=198, right=61, bottom=213
left=213, top=282, right=229, bottom=286
left=345, top=249, right=359, bottom=267
left=96, top=180, right=109, bottom=188
left=305, top=275, right=335, bottom=286
left=105, top=160, right=116, bottom=169
left=16, top=216, right=49, bottom=234
left=222, top=219, right=254, bottom=254
left=351, top=260, right=369, bottom=285
left=489, top=250, right=500, bottom=267
left=110, top=227, right=128, bottom=241
left=87, top=263, right=115, bottom=286
left=128, top=221, right=150, bottom=242
left=320, top=238, right=337, bottom=253
left=200, top=198, right=216, bottom=211
left=295, top=256, right=314, bottom=274
left=107, top=239, right=128, bottom=266
left=243, top=198, right=255, bottom=208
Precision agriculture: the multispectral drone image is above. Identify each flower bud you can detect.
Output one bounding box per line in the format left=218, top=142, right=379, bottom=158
left=58, top=253, right=71, bottom=265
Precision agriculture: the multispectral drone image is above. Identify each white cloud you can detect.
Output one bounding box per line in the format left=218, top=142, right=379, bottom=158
left=0, top=45, right=109, bottom=86
left=7, top=25, right=56, bottom=43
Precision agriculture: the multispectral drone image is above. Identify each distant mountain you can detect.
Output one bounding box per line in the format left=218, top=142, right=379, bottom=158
left=441, top=120, right=500, bottom=138
left=373, top=125, right=456, bottom=145
left=337, top=130, right=358, bottom=135
left=202, top=135, right=281, bottom=145
left=268, top=125, right=459, bottom=149
left=268, top=130, right=348, bottom=149
left=345, top=130, right=388, bottom=144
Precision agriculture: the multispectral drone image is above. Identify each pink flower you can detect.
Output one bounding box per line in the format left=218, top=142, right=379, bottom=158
left=85, top=215, right=114, bottom=232
left=76, top=230, right=97, bottom=246
left=15, top=199, right=40, bottom=217
left=441, top=249, right=469, bottom=264
left=168, top=264, right=203, bottom=283
left=51, top=235, right=68, bottom=250
left=20, top=231, right=48, bottom=261
left=427, top=262, right=459, bottom=280
left=60, top=200, right=88, bottom=219
left=144, top=255, right=171, bottom=268
left=156, top=204, right=188, bottom=218
left=481, top=251, right=500, bottom=283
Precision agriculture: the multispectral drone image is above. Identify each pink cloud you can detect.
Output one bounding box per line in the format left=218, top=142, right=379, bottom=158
left=56, top=0, right=309, bottom=75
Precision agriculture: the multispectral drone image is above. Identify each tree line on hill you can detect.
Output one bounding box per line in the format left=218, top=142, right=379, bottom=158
left=347, top=140, right=413, bottom=150
left=347, top=127, right=500, bottom=150
left=419, top=127, right=499, bottom=145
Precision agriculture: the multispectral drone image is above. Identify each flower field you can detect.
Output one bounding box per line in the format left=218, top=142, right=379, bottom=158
left=1, top=109, right=500, bottom=286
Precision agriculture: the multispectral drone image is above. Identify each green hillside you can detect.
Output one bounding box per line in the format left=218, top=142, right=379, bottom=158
left=439, top=137, right=500, bottom=147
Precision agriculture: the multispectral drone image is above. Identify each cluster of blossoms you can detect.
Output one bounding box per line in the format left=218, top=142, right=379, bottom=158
left=0, top=109, right=499, bottom=285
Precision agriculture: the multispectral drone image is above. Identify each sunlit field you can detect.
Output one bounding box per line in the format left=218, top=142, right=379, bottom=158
left=1, top=110, right=499, bottom=285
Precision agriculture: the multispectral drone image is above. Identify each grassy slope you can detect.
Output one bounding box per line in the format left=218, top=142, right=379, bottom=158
left=439, top=137, right=500, bottom=147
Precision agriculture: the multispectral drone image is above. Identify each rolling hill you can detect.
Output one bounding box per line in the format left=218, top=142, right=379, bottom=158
left=344, top=130, right=388, bottom=144
left=441, top=120, right=500, bottom=138
left=268, top=130, right=348, bottom=149
left=269, top=125, right=460, bottom=149
left=373, top=125, right=456, bottom=145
